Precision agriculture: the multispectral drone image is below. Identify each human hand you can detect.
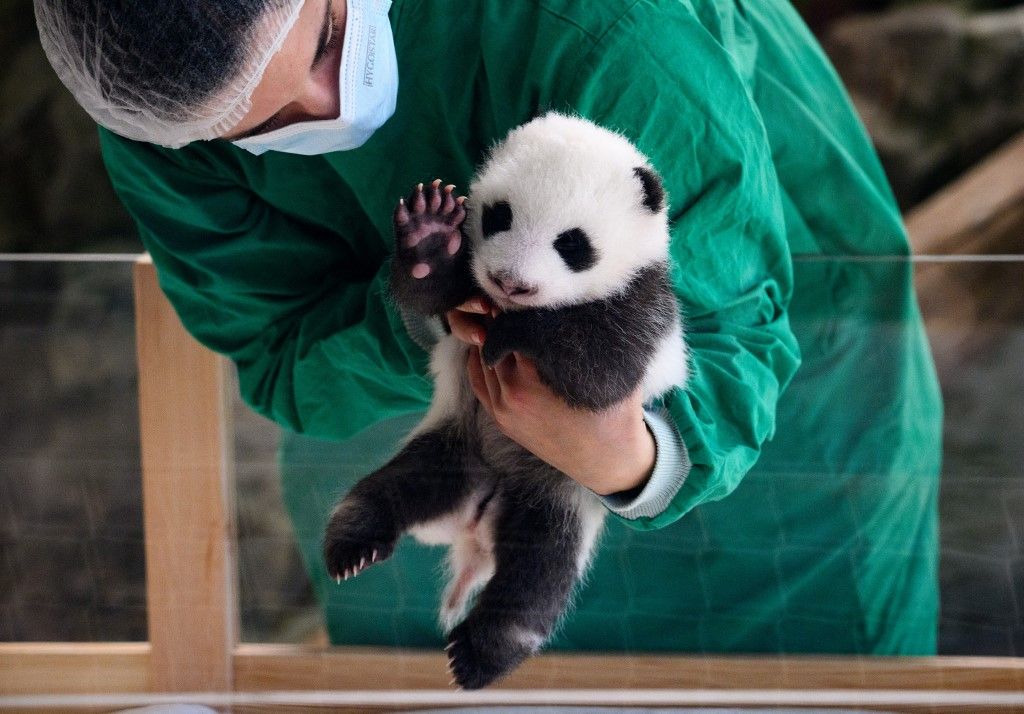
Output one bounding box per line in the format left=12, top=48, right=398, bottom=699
left=444, top=295, right=497, bottom=348
left=465, top=346, right=656, bottom=497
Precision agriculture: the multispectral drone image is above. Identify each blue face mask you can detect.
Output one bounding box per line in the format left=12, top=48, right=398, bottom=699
left=233, top=0, right=398, bottom=156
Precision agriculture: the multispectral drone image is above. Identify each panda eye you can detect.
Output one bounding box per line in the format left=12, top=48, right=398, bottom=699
left=553, top=227, right=598, bottom=272
left=481, top=201, right=513, bottom=238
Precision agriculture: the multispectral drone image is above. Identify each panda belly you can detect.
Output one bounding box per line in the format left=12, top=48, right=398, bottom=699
left=404, top=334, right=501, bottom=626
left=408, top=482, right=501, bottom=629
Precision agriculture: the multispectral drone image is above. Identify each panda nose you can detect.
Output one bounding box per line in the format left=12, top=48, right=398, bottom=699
left=488, top=270, right=538, bottom=298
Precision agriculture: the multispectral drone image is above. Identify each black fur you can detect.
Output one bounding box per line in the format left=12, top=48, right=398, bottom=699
left=323, top=427, right=477, bottom=580
left=634, top=165, right=666, bottom=213
left=481, top=201, right=513, bottom=238
left=389, top=182, right=477, bottom=316
left=481, top=264, right=675, bottom=410
left=553, top=227, right=598, bottom=272
left=447, top=484, right=583, bottom=688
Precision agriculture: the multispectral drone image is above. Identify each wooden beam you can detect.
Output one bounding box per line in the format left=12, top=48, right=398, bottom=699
left=2, top=644, right=1022, bottom=711
left=0, top=643, right=148, bottom=695
left=233, top=645, right=1024, bottom=692
left=133, top=257, right=237, bottom=692
left=904, top=131, right=1024, bottom=255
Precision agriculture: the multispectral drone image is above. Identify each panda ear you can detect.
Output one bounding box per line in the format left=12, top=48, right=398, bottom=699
left=633, top=165, right=665, bottom=214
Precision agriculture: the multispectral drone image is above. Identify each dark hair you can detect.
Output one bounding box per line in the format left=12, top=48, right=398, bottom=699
left=53, top=0, right=274, bottom=116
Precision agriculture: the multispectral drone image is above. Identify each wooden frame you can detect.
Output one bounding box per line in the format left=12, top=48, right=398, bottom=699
left=5, top=131, right=1024, bottom=708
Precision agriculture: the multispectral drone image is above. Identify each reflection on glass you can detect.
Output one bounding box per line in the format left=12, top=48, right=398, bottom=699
left=0, top=257, right=1020, bottom=657
left=239, top=256, right=1024, bottom=657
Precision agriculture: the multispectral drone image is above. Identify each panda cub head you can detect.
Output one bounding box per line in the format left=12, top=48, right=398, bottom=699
left=465, top=113, right=670, bottom=311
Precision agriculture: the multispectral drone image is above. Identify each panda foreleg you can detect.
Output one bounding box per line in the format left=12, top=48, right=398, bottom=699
left=390, top=180, right=478, bottom=317
left=323, top=424, right=472, bottom=582
left=445, top=489, right=584, bottom=689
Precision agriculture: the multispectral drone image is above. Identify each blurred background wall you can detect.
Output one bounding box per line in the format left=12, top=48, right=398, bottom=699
left=1, top=0, right=1022, bottom=653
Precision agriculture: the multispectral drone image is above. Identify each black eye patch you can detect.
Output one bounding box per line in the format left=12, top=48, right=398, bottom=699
left=481, top=201, right=513, bottom=238
left=553, top=227, right=597, bottom=272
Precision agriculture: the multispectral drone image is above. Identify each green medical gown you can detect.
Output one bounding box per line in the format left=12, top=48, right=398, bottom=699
left=100, top=0, right=942, bottom=654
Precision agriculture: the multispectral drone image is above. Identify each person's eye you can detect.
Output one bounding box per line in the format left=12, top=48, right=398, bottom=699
left=244, top=112, right=286, bottom=138
left=313, top=20, right=342, bottom=68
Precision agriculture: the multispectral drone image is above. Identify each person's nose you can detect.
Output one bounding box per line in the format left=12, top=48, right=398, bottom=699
left=290, top=69, right=341, bottom=122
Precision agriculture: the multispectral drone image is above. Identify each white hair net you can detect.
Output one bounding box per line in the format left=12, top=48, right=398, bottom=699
left=34, top=0, right=306, bottom=148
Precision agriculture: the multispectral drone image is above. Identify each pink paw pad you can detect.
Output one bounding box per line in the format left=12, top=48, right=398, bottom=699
left=393, top=178, right=468, bottom=279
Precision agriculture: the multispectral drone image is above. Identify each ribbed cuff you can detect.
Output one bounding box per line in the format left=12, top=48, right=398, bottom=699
left=599, top=406, right=690, bottom=520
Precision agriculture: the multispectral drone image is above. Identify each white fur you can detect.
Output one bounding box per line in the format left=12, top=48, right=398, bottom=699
left=465, top=113, right=671, bottom=311
left=406, top=334, right=470, bottom=442
left=411, top=488, right=500, bottom=632
left=643, top=321, right=689, bottom=400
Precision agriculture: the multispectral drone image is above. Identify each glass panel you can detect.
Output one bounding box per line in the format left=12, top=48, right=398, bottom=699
left=0, top=257, right=145, bottom=641
left=1, top=256, right=1021, bottom=660
left=232, top=255, right=1024, bottom=657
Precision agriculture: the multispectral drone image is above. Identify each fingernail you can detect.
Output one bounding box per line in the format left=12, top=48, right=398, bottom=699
left=472, top=332, right=483, bottom=346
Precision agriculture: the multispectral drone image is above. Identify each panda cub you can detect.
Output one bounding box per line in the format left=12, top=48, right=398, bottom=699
left=323, top=113, right=688, bottom=689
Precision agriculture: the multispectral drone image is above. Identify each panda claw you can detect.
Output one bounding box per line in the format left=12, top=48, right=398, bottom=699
left=395, top=198, right=410, bottom=226
left=371, top=549, right=378, bottom=563
left=413, top=183, right=427, bottom=213
left=441, top=189, right=456, bottom=214
left=428, top=181, right=443, bottom=212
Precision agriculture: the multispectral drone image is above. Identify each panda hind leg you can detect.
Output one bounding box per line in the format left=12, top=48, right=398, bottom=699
left=391, top=179, right=476, bottom=316
left=446, top=491, right=583, bottom=689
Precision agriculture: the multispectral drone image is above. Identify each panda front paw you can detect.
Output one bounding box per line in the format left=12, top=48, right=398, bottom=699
left=390, top=179, right=475, bottom=316
left=322, top=496, right=398, bottom=583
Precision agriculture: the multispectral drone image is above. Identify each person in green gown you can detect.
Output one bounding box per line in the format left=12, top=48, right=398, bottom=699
left=35, top=0, right=942, bottom=654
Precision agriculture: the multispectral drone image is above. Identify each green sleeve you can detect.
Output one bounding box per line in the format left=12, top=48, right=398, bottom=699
left=99, top=130, right=433, bottom=439
left=562, top=4, right=801, bottom=530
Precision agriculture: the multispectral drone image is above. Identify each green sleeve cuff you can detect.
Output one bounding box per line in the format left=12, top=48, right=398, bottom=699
left=598, top=406, right=691, bottom=520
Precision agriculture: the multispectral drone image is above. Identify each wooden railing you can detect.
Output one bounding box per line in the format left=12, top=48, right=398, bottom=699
left=3, top=134, right=1024, bottom=710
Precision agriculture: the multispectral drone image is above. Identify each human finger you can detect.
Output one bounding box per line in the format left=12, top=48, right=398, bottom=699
left=478, top=346, right=503, bottom=410
left=446, top=309, right=487, bottom=346
left=454, top=295, right=492, bottom=315
left=466, top=347, right=492, bottom=412
left=493, top=351, right=519, bottom=394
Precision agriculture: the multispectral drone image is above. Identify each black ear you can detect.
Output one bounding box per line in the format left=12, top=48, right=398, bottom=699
left=633, top=165, right=665, bottom=213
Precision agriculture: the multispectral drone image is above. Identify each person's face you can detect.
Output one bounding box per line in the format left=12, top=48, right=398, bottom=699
left=221, top=0, right=346, bottom=141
